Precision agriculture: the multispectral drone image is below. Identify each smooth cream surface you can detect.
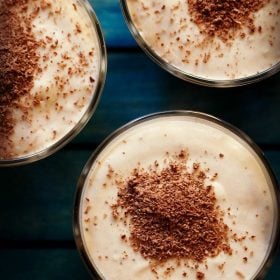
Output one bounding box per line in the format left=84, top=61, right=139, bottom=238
left=80, top=115, right=276, bottom=280
left=10, top=0, right=100, bottom=158
left=126, top=0, right=280, bottom=80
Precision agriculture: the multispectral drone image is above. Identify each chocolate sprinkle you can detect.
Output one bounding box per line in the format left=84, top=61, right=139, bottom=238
left=112, top=150, right=231, bottom=263
left=187, top=0, right=270, bottom=41
left=0, top=0, right=39, bottom=158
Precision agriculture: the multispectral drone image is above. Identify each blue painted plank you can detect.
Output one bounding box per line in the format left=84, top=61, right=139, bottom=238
left=0, top=150, right=91, bottom=241
left=90, top=0, right=137, bottom=47
left=267, top=255, right=280, bottom=280
left=0, top=249, right=91, bottom=280
left=72, top=52, right=280, bottom=146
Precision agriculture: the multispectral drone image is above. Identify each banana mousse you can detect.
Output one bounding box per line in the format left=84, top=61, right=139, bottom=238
left=77, top=113, right=278, bottom=280
left=0, top=0, right=103, bottom=160
left=125, top=0, right=280, bottom=80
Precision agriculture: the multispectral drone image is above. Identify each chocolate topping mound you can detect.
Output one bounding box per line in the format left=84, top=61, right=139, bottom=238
left=187, top=0, right=269, bottom=41
left=112, top=151, right=231, bottom=263
left=0, top=0, right=39, bottom=158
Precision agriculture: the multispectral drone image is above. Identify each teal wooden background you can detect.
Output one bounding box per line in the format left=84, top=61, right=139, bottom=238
left=0, top=0, right=279, bottom=278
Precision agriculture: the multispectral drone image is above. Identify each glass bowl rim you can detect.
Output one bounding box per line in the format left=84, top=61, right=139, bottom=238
left=0, top=0, right=107, bottom=167
left=73, top=110, right=280, bottom=280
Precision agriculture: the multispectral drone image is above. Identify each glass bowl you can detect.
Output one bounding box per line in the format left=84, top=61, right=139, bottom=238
left=0, top=0, right=107, bottom=167
left=73, top=111, right=280, bottom=279
left=120, top=0, right=280, bottom=87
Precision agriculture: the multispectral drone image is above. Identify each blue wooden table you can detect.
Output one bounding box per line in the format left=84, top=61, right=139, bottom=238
left=0, top=1, right=279, bottom=279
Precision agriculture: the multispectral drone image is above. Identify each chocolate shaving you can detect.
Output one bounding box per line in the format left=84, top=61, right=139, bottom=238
left=187, top=0, right=270, bottom=42
left=196, top=271, right=205, bottom=279
left=112, top=150, right=231, bottom=263
left=0, top=0, right=39, bottom=158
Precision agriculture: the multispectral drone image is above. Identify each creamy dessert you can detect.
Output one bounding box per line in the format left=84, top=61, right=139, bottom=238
left=124, top=0, right=280, bottom=81
left=77, top=113, right=278, bottom=280
left=0, top=0, right=104, bottom=161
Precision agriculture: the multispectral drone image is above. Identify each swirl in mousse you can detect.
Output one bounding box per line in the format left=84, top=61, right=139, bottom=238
left=0, top=0, right=105, bottom=164
left=75, top=112, right=279, bottom=280
left=122, top=0, right=280, bottom=84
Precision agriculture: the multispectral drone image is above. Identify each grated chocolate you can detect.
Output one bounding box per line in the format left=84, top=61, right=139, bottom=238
left=112, top=150, right=232, bottom=264
left=187, top=0, right=270, bottom=42
left=0, top=0, right=39, bottom=158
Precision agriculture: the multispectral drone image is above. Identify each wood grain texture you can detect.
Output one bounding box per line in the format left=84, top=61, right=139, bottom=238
left=72, top=52, right=280, bottom=146
left=0, top=150, right=91, bottom=241
left=91, top=0, right=136, bottom=47
left=0, top=249, right=91, bottom=280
